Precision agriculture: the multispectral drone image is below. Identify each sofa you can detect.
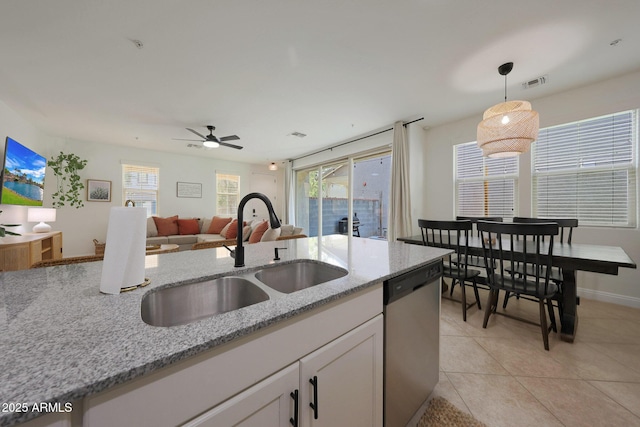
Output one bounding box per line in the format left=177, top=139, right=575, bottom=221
left=146, top=215, right=305, bottom=251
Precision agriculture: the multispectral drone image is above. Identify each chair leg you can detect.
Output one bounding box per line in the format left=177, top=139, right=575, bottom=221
left=472, top=280, right=482, bottom=310
left=539, top=300, right=550, bottom=351
left=547, top=299, right=557, bottom=333
left=461, top=280, right=467, bottom=322
left=483, top=289, right=497, bottom=328
left=502, top=291, right=510, bottom=309
left=450, top=279, right=456, bottom=297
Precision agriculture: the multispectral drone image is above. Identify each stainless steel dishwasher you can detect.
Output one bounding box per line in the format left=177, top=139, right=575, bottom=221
left=383, top=260, right=442, bottom=427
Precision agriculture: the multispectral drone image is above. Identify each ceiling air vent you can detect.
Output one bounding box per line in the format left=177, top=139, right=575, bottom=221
left=522, top=74, right=548, bottom=90
left=187, top=143, right=202, bottom=149
left=289, top=131, right=307, bottom=138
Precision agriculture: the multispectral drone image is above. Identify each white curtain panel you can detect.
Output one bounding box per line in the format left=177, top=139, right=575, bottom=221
left=285, top=161, right=295, bottom=225
left=389, top=121, right=413, bottom=241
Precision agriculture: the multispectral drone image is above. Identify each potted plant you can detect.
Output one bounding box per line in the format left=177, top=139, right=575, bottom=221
left=48, top=152, right=88, bottom=208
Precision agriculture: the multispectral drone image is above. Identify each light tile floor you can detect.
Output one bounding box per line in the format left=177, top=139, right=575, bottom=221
left=408, top=285, right=640, bottom=427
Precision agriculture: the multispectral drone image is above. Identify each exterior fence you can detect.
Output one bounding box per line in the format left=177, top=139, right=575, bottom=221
left=306, top=197, right=386, bottom=239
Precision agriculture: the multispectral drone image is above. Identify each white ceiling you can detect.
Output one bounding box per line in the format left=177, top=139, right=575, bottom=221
left=1, top=0, right=639, bottom=164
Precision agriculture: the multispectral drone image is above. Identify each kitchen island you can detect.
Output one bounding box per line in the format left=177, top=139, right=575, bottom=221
left=0, top=235, right=450, bottom=426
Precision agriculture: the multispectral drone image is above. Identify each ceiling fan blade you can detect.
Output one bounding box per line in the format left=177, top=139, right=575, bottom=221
left=220, top=135, right=240, bottom=142
left=218, top=141, right=243, bottom=150
left=172, top=138, right=203, bottom=142
left=186, top=128, right=208, bottom=140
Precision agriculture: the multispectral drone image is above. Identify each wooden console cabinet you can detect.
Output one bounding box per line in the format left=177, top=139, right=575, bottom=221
left=0, top=232, right=63, bottom=271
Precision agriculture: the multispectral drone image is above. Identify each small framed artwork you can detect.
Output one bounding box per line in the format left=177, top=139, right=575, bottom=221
left=177, top=181, right=202, bottom=198
left=87, top=179, right=112, bottom=202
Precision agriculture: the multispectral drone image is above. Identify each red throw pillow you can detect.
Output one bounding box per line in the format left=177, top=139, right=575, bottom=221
left=248, top=221, right=268, bottom=243
left=153, top=215, right=178, bottom=236
left=223, top=219, right=240, bottom=239
left=178, top=218, right=200, bottom=235
left=207, top=216, right=232, bottom=234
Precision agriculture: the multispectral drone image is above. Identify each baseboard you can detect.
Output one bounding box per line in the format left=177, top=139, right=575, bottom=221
left=578, top=287, right=640, bottom=309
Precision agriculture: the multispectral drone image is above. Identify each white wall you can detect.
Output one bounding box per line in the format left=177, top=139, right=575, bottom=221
left=0, top=100, right=284, bottom=256
left=413, top=70, right=640, bottom=307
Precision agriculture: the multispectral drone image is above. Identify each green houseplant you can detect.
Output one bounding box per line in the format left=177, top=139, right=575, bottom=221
left=48, top=152, right=88, bottom=208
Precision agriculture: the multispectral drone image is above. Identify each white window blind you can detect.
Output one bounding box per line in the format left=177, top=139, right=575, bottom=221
left=533, top=110, right=637, bottom=227
left=122, top=164, right=159, bottom=217
left=216, top=173, right=240, bottom=216
left=455, top=141, right=518, bottom=218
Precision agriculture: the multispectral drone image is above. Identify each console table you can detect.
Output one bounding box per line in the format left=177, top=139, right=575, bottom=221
left=0, top=231, right=63, bottom=271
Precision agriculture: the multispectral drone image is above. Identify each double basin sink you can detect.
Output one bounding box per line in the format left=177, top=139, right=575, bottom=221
left=141, top=260, right=348, bottom=327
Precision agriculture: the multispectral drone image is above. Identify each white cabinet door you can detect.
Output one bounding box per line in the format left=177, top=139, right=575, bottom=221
left=299, top=315, right=383, bottom=427
left=182, top=363, right=299, bottom=427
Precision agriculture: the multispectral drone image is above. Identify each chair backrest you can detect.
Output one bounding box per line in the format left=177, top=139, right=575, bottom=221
left=512, top=217, right=578, bottom=243
left=456, top=216, right=503, bottom=237
left=418, top=219, right=474, bottom=279
left=476, top=220, right=559, bottom=295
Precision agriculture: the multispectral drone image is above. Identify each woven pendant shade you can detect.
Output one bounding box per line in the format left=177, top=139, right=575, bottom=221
left=477, top=100, right=539, bottom=158
left=477, top=62, right=539, bottom=158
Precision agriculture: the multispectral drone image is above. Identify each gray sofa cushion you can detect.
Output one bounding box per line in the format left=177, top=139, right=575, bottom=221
left=146, top=236, right=168, bottom=245
left=167, top=235, right=199, bottom=245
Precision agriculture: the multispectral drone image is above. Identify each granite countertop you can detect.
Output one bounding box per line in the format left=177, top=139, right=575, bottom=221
left=0, top=235, right=450, bottom=426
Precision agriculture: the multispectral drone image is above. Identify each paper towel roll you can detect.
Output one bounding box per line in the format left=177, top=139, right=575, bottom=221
left=100, top=207, right=147, bottom=294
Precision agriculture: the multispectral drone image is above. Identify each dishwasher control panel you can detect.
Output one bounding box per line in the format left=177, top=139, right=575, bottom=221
left=383, top=259, right=443, bottom=304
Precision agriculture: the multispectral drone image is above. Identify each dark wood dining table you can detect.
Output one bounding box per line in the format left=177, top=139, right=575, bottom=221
left=398, top=234, right=637, bottom=342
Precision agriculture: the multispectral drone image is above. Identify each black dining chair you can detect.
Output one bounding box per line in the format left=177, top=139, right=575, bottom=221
left=477, top=220, right=559, bottom=350
left=455, top=216, right=503, bottom=268
left=418, top=219, right=483, bottom=321
left=505, top=217, right=579, bottom=314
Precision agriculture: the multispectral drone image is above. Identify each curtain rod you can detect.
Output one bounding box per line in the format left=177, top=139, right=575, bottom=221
left=290, top=117, right=424, bottom=162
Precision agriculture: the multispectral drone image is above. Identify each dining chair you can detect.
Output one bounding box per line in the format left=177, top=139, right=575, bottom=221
left=418, top=219, right=483, bottom=321
left=455, top=216, right=503, bottom=268
left=505, top=217, right=579, bottom=314
left=477, top=220, right=559, bottom=350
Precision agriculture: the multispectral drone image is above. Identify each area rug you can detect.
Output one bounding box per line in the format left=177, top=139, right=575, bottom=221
left=418, top=397, right=488, bottom=427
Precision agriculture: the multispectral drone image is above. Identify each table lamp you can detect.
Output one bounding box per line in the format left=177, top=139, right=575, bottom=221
left=28, top=208, right=56, bottom=233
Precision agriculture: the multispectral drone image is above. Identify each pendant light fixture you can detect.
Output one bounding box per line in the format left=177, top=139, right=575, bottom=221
left=477, top=62, right=539, bottom=158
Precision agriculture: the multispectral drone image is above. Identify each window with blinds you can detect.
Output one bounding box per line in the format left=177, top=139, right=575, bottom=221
left=216, top=173, right=240, bottom=216
left=122, top=164, right=159, bottom=217
left=454, top=141, right=518, bottom=218
left=533, top=110, right=637, bottom=227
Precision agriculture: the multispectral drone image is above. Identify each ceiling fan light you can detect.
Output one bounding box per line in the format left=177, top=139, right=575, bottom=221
left=203, top=140, right=220, bottom=148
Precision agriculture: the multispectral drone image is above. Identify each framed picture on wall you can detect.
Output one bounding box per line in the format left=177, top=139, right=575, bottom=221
left=177, top=181, right=202, bottom=198
left=87, top=179, right=112, bottom=202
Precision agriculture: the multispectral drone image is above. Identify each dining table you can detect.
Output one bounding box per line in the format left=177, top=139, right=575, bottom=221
left=398, top=234, right=637, bottom=342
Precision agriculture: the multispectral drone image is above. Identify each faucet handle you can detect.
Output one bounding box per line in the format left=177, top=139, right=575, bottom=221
left=223, top=245, right=236, bottom=258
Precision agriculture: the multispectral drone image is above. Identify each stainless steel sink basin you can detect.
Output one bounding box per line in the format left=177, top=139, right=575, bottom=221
left=254, top=261, right=348, bottom=294
left=141, top=277, right=270, bottom=327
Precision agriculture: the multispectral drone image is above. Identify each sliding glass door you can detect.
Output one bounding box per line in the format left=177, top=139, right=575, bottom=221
left=352, top=153, right=391, bottom=239
left=295, top=151, right=391, bottom=239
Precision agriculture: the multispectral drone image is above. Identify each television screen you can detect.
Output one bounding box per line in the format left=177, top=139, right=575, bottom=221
left=1, top=137, right=46, bottom=206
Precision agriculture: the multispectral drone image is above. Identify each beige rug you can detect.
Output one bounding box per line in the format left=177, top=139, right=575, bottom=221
left=418, top=397, right=488, bottom=427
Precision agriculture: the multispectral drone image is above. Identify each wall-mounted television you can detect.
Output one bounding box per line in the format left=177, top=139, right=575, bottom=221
left=1, top=137, right=47, bottom=206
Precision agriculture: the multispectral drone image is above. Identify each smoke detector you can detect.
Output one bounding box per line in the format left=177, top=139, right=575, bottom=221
left=522, top=75, right=548, bottom=90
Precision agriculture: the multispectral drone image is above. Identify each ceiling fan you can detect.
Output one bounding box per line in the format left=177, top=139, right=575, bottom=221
left=174, top=125, right=243, bottom=150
